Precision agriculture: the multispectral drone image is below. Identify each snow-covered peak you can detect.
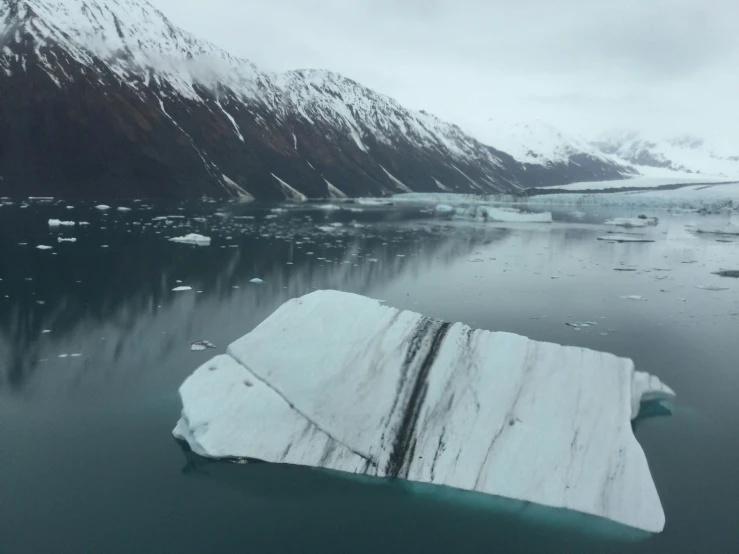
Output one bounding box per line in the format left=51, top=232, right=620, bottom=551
left=275, top=68, right=506, bottom=168
left=595, top=131, right=739, bottom=179
left=1, top=0, right=274, bottom=101
left=477, top=118, right=617, bottom=166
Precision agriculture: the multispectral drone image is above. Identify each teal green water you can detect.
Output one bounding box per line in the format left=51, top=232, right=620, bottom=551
left=1, top=200, right=738, bottom=553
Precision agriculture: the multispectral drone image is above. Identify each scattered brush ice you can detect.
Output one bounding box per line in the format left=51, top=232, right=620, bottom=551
left=694, top=224, right=739, bottom=236
left=191, top=341, right=217, bottom=352
left=604, top=217, right=658, bottom=228
left=169, top=234, right=211, bottom=246
left=173, top=291, right=674, bottom=533
left=48, top=219, right=75, bottom=227
left=249, top=278, right=264, bottom=284
left=695, top=285, right=729, bottom=291
left=57, top=237, right=77, bottom=242
left=172, top=286, right=192, bottom=292
left=620, top=295, right=646, bottom=301
left=598, top=235, right=655, bottom=243
left=95, top=205, right=111, bottom=211
left=36, top=245, right=53, bottom=250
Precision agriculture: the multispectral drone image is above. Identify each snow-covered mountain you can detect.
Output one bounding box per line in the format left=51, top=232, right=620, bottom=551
left=593, top=131, right=739, bottom=180
left=0, top=0, right=635, bottom=199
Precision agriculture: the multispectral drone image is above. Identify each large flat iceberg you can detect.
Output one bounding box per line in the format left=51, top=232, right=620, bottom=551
left=173, top=291, right=674, bottom=533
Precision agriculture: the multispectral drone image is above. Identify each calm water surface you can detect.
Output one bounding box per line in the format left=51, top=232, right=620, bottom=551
left=1, top=199, right=738, bottom=553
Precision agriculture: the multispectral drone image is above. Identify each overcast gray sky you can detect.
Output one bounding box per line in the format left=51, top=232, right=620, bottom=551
left=150, top=0, right=739, bottom=150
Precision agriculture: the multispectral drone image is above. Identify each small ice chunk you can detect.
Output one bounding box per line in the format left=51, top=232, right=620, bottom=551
left=619, top=295, right=646, bottom=301
left=95, top=205, right=111, bottom=211
left=695, top=285, right=729, bottom=291
left=48, top=219, right=75, bottom=227
left=694, top=224, right=739, bottom=236
left=57, top=237, right=77, bottom=242
left=435, top=204, right=455, bottom=215
left=631, top=371, right=676, bottom=419
left=169, top=234, right=211, bottom=246
left=250, top=278, right=264, bottom=284
left=604, top=217, right=658, bottom=228
left=713, top=270, right=739, bottom=278
left=191, top=341, right=217, bottom=352
left=117, top=207, right=132, bottom=212
left=172, top=286, right=193, bottom=292
left=598, top=235, right=655, bottom=243
left=36, top=245, right=53, bottom=250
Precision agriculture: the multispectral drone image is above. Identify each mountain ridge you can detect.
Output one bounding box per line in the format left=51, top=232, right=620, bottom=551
left=1, top=0, right=636, bottom=199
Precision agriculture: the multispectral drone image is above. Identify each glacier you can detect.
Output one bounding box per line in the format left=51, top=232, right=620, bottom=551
left=173, top=290, right=674, bottom=533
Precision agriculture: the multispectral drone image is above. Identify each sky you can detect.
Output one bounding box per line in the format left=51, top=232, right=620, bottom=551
left=148, top=0, right=739, bottom=151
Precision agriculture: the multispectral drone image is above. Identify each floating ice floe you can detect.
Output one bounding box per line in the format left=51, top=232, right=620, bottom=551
left=463, top=205, right=552, bottom=223
left=36, top=245, right=53, bottom=250
left=117, top=207, right=132, bottom=212
left=95, top=204, right=111, bottom=211
left=191, top=341, right=217, bottom=352
left=435, top=204, right=455, bottom=215
left=172, top=286, right=192, bottom=292
left=169, top=234, right=212, bottom=246
left=48, top=219, right=75, bottom=227
left=713, top=270, right=739, bottom=278
left=249, top=278, right=264, bottom=284
left=694, top=224, right=739, bottom=236
left=695, top=285, right=729, bottom=291
left=619, top=295, right=646, bottom=301
left=317, top=204, right=341, bottom=211
left=57, top=237, right=77, bottom=242
left=173, top=290, right=674, bottom=533
left=598, top=235, right=655, bottom=243
left=604, top=217, right=658, bottom=228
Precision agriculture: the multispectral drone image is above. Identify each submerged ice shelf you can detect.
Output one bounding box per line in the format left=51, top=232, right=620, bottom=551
left=173, top=291, right=674, bottom=533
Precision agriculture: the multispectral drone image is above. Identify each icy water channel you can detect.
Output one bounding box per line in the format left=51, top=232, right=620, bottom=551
left=1, top=199, right=738, bottom=553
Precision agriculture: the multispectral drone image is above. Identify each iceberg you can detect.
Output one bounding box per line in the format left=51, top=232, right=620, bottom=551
left=169, top=233, right=212, bottom=246
left=173, top=291, right=674, bottom=533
